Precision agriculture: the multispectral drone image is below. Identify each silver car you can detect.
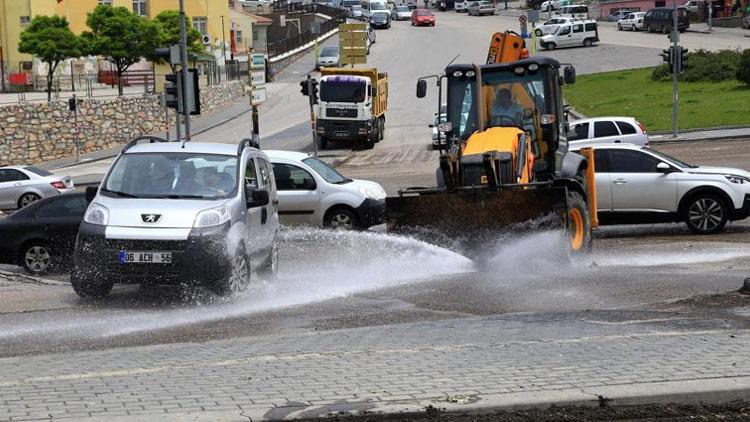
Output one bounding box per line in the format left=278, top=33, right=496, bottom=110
left=393, top=5, right=412, bottom=19
left=468, top=1, right=495, bottom=15
left=317, top=46, right=340, bottom=69
left=0, top=166, right=74, bottom=210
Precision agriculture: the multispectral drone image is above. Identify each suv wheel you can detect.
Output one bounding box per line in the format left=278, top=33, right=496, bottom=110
left=647, top=24, right=654, bottom=32
left=18, top=192, right=40, bottom=209
left=22, top=242, right=51, bottom=275
left=662, top=24, right=670, bottom=34
left=684, top=195, right=728, bottom=234
left=325, top=208, right=360, bottom=230
left=71, top=269, right=114, bottom=299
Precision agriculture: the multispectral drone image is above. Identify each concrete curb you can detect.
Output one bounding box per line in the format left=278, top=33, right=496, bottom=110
left=0, top=269, right=68, bottom=286
left=91, top=377, right=750, bottom=421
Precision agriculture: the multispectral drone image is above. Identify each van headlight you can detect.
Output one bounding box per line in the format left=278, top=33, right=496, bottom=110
left=725, top=175, right=750, bottom=184
left=194, top=205, right=231, bottom=227
left=358, top=185, right=386, bottom=200
left=84, top=203, right=109, bottom=226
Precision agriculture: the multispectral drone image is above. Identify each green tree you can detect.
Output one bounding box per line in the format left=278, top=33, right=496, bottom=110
left=81, top=5, right=160, bottom=95
left=737, top=49, right=750, bottom=87
left=18, top=15, right=80, bottom=102
left=151, top=10, right=203, bottom=61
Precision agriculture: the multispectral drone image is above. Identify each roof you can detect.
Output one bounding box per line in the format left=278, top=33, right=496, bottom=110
left=125, top=142, right=241, bottom=156
left=232, top=10, right=273, bottom=25
left=265, top=150, right=311, bottom=161
left=569, top=142, right=642, bottom=151
left=571, top=116, right=638, bottom=124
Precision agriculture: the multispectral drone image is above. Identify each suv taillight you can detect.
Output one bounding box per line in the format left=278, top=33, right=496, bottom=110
left=51, top=181, right=66, bottom=190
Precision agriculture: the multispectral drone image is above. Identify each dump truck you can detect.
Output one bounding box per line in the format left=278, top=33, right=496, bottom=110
left=315, top=67, right=388, bottom=150
left=386, top=32, right=597, bottom=259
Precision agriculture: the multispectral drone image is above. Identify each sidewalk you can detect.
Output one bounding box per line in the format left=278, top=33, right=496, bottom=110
left=1, top=312, right=749, bottom=420
left=650, top=126, right=750, bottom=143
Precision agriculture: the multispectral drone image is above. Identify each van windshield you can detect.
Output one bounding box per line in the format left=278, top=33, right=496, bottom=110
left=371, top=2, right=387, bottom=10
left=102, top=153, right=238, bottom=199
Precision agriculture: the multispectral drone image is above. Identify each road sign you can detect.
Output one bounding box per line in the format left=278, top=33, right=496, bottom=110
left=252, top=87, right=266, bottom=105
left=339, top=23, right=368, bottom=65
left=251, top=70, right=265, bottom=86
left=251, top=53, right=265, bottom=69
left=280, top=14, right=286, bottom=27
left=519, top=15, right=527, bottom=23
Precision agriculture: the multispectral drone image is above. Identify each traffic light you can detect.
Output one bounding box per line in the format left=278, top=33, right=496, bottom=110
left=153, top=45, right=181, bottom=66
left=660, top=48, right=673, bottom=66
left=679, top=47, right=688, bottom=72
left=300, top=80, right=309, bottom=96
left=164, top=72, right=181, bottom=111
left=309, top=78, right=318, bottom=105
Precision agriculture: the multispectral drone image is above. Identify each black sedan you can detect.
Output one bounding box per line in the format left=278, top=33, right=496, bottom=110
left=0, top=193, right=87, bottom=275
left=370, top=12, right=391, bottom=29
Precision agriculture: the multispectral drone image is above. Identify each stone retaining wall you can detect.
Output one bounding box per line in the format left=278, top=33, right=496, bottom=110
left=0, top=80, right=245, bottom=166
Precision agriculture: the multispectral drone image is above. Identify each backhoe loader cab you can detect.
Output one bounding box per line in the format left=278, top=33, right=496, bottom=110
left=389, top=56, right=594, bottom=258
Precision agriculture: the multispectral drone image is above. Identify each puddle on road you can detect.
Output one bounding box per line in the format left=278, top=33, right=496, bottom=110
left=0, top=228, right=473, bottom=341
left=590, top=246, right=750, bottom=268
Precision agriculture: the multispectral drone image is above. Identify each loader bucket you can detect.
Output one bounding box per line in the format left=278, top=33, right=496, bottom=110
left=386, top=186, right=568, bottom=258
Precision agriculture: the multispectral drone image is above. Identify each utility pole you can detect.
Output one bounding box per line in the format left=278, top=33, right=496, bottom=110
left=707, top=0, right=713, bottom=31
left=179, top=0, right=191, bottom=143
left=671, top=0, right=679, bottom=138
left=306, top=75, right=319, bottom=157
left=221, top=15, right=227, bottom=64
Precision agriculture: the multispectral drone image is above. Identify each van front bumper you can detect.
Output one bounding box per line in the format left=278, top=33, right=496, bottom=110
left=74, top=222, right=234, bottom=285
left=356, top=198, right=386, bottom=228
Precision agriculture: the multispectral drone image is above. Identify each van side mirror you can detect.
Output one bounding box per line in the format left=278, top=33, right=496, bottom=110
left=245, top=186, right=270, bottom=207
left=85, top=186, right=98, bottom=202
left=564, top=66, right=576, bottom=84
left=656, top=162, right=673, bottom=173
left=416, top=79, right=427, bottom=98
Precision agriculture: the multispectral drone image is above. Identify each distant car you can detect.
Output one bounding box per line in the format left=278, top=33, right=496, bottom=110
left=348, top=4, right=364, bottom=18
left=0, top=166, right=74, bottom=210
left=540, top=20, right=599, bottom=49
left=683, top=0, right=702, bottom=13
left=370, top=11, right=392, bottom=28
left=568, top=117, right=649, bottom=147
left=534, top=17, right=574, bottom=36
left=608, top=10, right=630, bottom=22
left=618, top=12, right=646, bottom=31
left=0, top=193, right=86, bottom=275
left=454, top=0, right=470, bottom=12
left=468, top=0, right=495, bottom=15
left=317, top=46, right=340, bottom=69
left=540, top=0, right=565, bottom=11
left=430, top=113, right=448, bottom=149
left=411, top=8, right=435, bottom=26
left=393, top=5, right=412, bottom=19
left=570, top=144, right=750, bottom=234
left=644, top=7, right=690, bottom=33
left=266, top=150, right=386, bottom=230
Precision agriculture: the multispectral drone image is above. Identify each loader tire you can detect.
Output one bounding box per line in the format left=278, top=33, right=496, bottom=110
left=567, top=191, right=592, bottom=254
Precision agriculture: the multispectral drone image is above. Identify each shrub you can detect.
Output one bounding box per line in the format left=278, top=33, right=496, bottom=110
left=651, top=49, right=743, bottom=82
left=737, top=49, right=750, bottom=86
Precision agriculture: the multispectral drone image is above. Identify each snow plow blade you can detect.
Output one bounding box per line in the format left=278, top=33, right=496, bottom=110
left=386, top=185, right=568, bottom=257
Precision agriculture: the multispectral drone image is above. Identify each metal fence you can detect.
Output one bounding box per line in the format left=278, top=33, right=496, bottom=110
left=266, top=5, right=347, bottom=58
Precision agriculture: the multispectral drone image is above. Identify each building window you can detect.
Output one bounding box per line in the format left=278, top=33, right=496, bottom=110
left=98, top=0, right=112, bottom=5
left=235, top=30, right=243, bottom=43
left=20, top=16, right=30, bottom=25
left=133, top=0, right=148, bottom=16
left=193, top=17, right=208, bottom=35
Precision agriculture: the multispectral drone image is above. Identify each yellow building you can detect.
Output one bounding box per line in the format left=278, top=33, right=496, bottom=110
left=0, top=0, right=234, bottom=91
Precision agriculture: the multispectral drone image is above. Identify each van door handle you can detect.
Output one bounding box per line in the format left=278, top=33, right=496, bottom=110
left=614, top=139, right=621, bottom=143
left=613, top=179, right=627, bottom=185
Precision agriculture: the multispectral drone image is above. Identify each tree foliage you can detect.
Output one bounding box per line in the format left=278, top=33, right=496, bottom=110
left=81, top=5, right=160, bottom=95
left=18, top=15, right=80, bottom=101
left=152, top=10, right=203, bottom=57
left=737, top=49, right=750, bottom=87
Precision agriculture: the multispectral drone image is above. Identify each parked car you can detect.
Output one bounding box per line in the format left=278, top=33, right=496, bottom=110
left=643, top=7, right=690, bottom=33
left=553, top=4, right=589, bottom=19
left=540, top=20, right=599, bottom=49
left=72, top=137, right=279, bottom=298
left=348, top=4, right=364, bottom=18
left=370, top=11, right=392, bottom=28
left=317, top=46, right=340, bottom=69
left=266, top=150, right=386, bottom=230
left=454, top=0, right=470, bottom=12
left=393, top=5, right=412, bottom=19
left=402, top=0, right=418, bottom=9
left=468, top=0, right=495, bottom=15
left=540, top=0, right=565, bottom=11
left=618, top=12, right=646, bottom=31
left=683, top=0, right=702, bottom=13
left=362, top=0, right=391, bottom=19
left=430, top=112, right=448, bottom=149
left=0, top=166, right=74, bottom=211
left=526, top=0, right=545, bottom=10
left=568, top=117, right=649, bottom=147
left=608, top=10, right=631, bottom=22
left=411, top=8, right=435, bottom=25
left=571, top=144, right=750, bottom=234
left=0, top=193, right=87, bottom=275
left=534, top=17, right=574, bottom=37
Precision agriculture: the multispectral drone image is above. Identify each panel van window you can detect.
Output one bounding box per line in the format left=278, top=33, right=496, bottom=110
left=573, top=24, right=583, bottom=32
left=558, top=26, right=571, bottom=35
left=585, top=22, right=596, bottom=31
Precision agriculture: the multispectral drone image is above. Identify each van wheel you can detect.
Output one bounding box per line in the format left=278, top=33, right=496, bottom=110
left=583, top=38, right=593, bottom=47
left=617, top=23, right=622, bottom=31
left=259, top=241, right=279, bottom=280
left=212, top=251, right=250, bottom=296
left=546, top=42, right=556, bottom=50
left=535, top=28, right=543, bottom=36
left=71, top=269, right=114, bottom=299
left=325, top=208, right=361, bottom=230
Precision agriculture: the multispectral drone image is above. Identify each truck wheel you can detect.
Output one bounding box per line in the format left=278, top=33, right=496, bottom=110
left=318, top=136, right=328, bottom=149
left=71, top=269, right=114, bottom=299
left=377, top=117, right=385, bottom=141
left=567, top=191, right=592, bottom=255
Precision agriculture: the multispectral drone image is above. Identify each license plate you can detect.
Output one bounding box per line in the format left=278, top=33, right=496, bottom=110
left=335, top=131, right=348, bottom=137
left=118, top=251, right=172, bottom=264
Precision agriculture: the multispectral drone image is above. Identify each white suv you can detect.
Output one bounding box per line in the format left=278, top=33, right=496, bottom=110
left=266, top=150, right=386, bottom=230
left=571, top=144, right=750, bottom=234
left=569, top=117, right=648, bottom=147
left=73, top=137, right=279, bottom=298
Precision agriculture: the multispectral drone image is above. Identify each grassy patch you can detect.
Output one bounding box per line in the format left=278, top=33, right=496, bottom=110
left=564, top=67, right=750, bottom=132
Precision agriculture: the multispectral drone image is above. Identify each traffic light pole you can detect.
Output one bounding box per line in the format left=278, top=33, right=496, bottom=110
left=179, top=0, right=191, bottom=144
left=671, top=0, right=679, bottom=138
